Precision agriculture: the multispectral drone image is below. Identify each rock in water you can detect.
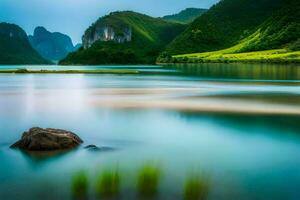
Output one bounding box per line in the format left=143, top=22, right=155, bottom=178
left=10, top=127, right=83, bottom=151
left=84, top=145, right=115, bottom=152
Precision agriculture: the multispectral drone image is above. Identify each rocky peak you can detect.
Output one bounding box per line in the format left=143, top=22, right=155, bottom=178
left=81, top=12, right=134, bottom=49
left=83, top=25, right=132, bottom=49
left=29, top=26, right=75, bottom=61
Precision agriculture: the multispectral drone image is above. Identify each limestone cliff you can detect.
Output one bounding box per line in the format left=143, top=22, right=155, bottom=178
left=83, top=13, right=132, bottom=49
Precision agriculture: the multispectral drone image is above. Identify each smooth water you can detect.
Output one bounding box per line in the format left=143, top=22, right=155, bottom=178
left=1, top=64, right=300, bottom=200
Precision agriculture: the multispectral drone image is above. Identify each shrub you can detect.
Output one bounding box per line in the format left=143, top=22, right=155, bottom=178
left=183, top=175, right=209, bottom=200
left=96, top=169, right=120, bottom=198
left=137, top=165, right=161, bottom=198
left=71, top=171, right=89, bottom=199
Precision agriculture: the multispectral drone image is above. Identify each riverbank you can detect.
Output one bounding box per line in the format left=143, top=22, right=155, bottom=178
left=158, top=49, right=300, bottom=64
left=0, top=68, right=140, bottom=74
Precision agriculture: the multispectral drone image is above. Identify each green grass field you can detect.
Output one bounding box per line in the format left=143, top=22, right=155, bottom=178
left=172, top=49, right=300, bottom=64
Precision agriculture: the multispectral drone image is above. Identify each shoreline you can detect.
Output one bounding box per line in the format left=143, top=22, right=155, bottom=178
left=0, top=69, right=140, bottom=75
left=158, top=49, right=300, bottom=64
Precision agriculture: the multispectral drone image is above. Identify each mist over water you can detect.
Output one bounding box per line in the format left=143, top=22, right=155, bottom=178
left=1, top=64, right=300, bottom=199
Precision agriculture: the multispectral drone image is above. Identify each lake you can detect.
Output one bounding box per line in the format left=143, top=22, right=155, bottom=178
left=1, top=63, right=300, bottom=200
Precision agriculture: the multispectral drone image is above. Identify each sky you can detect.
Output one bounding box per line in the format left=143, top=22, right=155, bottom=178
left=0, top=0, right=218, bottom=44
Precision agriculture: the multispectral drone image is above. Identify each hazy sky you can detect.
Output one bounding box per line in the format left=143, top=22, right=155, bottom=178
left=0, top=0, right=218, bottom=44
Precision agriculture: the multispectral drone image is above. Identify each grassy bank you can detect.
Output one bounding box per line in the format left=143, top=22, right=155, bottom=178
left=71, top=164, right=209, bottom=200
left=159, top=49, right=300, bottom=64
left=0, top=68, right=139, bottom=74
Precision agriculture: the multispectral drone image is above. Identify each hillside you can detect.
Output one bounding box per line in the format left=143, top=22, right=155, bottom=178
left=162, top=8, right=207, bottom=24
left=233, top=0, right=300, bottom=52
left=0, top=23, right=50, bottom=64
left=29, top=27, right=76, bottom=61
left=60, top=11, right=186, bottom=65
left=165, top=0, right=289, bottom=55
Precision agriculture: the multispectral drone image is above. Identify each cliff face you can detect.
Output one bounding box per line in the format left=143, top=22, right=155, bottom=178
left=29, top=27, right=76, bottom=61
left=83, top=25, right=132, bottom=49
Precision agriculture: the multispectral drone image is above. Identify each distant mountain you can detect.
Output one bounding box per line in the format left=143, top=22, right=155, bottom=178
left=29, top=27, right=76, bottom=61
left=60, top=11, right=186, bottom=65
left=0, top=23, right=49, bottom=64
left=162, top=8, right=207, bottom=24
left=165, top=0, right=296, bottom=55
left=74, top=43, right=82, bottom=51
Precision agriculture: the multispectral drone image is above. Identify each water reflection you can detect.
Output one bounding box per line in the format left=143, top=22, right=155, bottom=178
left=1, top=65, right=300, bottom=200
left=19, top=149, right=78, bottom=164
left=165, top=63, right=300, bottom=80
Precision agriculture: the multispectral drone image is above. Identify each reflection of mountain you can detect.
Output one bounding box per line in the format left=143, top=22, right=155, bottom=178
left=176, top=111, right=300, bottom=135
left=29, top=26, right=76, bottom=61
left=0, top=23, right=49, bottom=64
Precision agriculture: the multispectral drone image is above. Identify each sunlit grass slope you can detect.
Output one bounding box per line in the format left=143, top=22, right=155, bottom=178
left=159, top=0, right=300, bottom=64
left=173, top=49, right=300, bottom=63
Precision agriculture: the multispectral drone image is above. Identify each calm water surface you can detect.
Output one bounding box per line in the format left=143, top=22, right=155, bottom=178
left=1, top=64, right=300, bottom=200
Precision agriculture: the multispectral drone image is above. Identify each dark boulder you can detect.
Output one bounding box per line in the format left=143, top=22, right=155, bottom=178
left=84, top=145, right=114, bottom=152
left=10, top=127, right=83, bottom=151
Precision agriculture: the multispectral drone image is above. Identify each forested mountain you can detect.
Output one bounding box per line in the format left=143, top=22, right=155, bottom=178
left=29, top=27, right=76, bottom=61
left=0, top=23, right=49, bottom=64
left=162, top=8, right=207, bottom=24
left=235, top=0, right=300, bottom=52
left=165, top=0, right=295, bottom=55
left=60, top=11, right=186, bottom=65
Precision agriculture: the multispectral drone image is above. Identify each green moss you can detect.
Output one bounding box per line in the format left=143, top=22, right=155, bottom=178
left=71, top=171, right=89, bottom=199
left=96, top=169, right=121, bottom=198
left=137, top=164, right=161, bottom=198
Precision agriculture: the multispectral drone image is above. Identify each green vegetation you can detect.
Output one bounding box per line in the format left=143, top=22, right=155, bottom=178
left=162, top=8, right=207, bottom=24
left=60, top=11, right=186, bottom=65
left=61, top=0, right=299, bottom=65
left=158, top=0, right=300, bottom=64
left=0, top=68, right=140, bottom=74
left=232, top=0, right=300, bottom=53
left=183, top=175, right=209, bottom=200
left=158, top=49, right=300, bottom=64
left=70, top=165, right=213, bottom=199
left=165, top=0, right=298, bottom=55
left=96, top=169, right=120, bottom=198
left=0, top=23, right=50, bottom=65
left=137, top=164, right=161, bottom=197
left=71, top=171, right=89, bottom=199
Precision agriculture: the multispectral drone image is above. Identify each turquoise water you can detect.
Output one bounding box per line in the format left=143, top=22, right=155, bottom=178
left=1, top=64, right=300, bottom=200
